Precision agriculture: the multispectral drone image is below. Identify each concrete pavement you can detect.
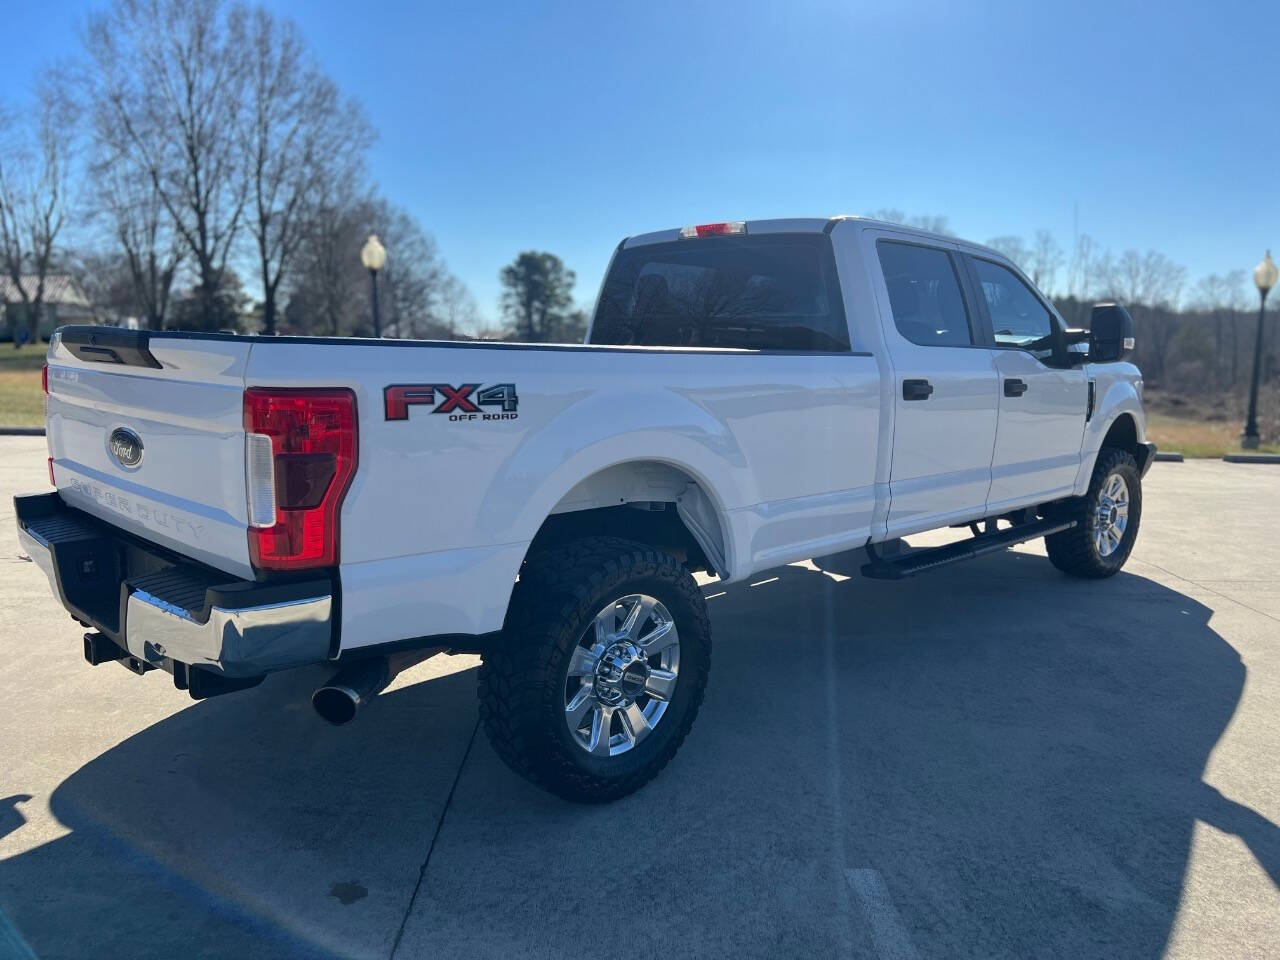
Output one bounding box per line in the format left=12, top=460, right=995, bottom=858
left=1, top=436, right=1277, bottom=958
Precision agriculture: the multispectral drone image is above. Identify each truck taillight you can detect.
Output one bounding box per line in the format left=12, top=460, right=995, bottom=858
left=243, top=387, right=358, bottom=571
left=679, top=221, right=746, bottom=238
left=41, top=364, right=48, bottom=420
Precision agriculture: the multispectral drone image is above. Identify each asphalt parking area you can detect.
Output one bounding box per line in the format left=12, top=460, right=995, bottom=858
left=1, top=436, right=1278, bottom=959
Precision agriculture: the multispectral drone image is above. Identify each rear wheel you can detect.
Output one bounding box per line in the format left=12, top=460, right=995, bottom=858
left=479, top=536, right=711, bottom=803
left=1046, top=448, right=1142, bottom=578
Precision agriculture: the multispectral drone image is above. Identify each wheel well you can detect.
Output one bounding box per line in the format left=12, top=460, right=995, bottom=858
left=1101, top=414, right=1138, bottom=455
left=526, top=461, right=728, bottom=575
left=529, top=504, right=712, bottom=572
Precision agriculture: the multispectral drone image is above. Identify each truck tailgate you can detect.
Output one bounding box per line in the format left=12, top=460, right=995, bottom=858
left=46, top=331, right=254, bottom=579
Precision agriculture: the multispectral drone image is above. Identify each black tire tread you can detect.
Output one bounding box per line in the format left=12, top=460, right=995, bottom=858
left=478, top=536, right=710, bottom=803
left=1045, top=447, right=1142, bottom=578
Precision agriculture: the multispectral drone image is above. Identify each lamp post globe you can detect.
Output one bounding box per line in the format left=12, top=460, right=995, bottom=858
left=361, top=234, right=387, bottom=337
left=361, top=234, right=387, bottom=272
left=1256, top=251, right=1278, bottom=295
left=1242, top=251, right=1277, bottom=450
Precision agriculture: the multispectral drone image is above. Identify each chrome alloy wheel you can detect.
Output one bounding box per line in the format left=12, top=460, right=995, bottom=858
left=563, top=594, right=680, bottom=758
left=1093, top=472, right=1130, bottom=558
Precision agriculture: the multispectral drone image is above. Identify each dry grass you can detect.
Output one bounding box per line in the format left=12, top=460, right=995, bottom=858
left=1143, top=386, right=1280, bottom=458
left=1145, top=414, right=1279, bottom=458
left=0, top=345, right=45, bottom=427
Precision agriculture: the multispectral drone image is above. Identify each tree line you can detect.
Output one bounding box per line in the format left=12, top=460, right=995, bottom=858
left=0, top=0, right=593, bottom=343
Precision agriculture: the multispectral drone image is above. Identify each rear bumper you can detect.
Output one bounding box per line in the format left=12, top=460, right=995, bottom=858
left=16, top=492, right=334, bottom=679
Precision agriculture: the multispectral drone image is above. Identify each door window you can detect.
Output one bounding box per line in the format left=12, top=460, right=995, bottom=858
left=875, top=241, right=973, bottom=347
left=972, top=259, right=1056, bottom=361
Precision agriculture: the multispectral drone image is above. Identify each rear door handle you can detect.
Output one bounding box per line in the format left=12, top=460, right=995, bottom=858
left=1004, top=378, right=1028, bottom=397
left=902, top=379, right=934, bottom=401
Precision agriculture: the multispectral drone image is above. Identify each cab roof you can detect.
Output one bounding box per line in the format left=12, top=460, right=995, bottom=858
left=620, top=216, right=1005, bottom=262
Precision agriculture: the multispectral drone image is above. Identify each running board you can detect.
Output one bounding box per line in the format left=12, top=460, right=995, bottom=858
left=861, top=518, right=1077, bottom=580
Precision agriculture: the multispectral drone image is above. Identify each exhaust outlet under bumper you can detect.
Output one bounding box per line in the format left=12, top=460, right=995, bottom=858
left=312, top=648, right=441, bottom=725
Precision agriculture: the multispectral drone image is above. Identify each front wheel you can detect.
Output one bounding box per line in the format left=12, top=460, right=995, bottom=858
left=479, top=536, right=711, bottom=803
left=1045, top=448, right=1143, bottom=578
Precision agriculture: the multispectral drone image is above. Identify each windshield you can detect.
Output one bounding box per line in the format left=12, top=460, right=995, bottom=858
left=589, top=233, right=849, bottom=351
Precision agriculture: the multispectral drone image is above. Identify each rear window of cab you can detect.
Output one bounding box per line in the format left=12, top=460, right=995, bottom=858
left=589, top=233, right=850, bottom=352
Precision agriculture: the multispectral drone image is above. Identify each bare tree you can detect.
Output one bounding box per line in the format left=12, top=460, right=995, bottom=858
left=439, top=274, right=481, bottom=337
left=866, top=209, right=954, bottom=235
left=1224, top=270, right=1250, bottom=387
left=1102, top=249, right=1186, bottom=378
left=244, top=8, right=371, bottom=333
left=71, top=249, right=143, bottom=323
left=88, top=141, right=185, bottom=328
left=866, top=208, right=908, bottom=226
left=84, top=0, right=250, bottom=330
left=286, top=190, right=470, bottom=340
left=1104, top=250, right=1149, bottom=304
left=985, top=235, right=1031, bottom=272
left=1150, top=258, right=1188, bottom=383
left=288, top=176, right=367, bottom=336
left=1029, top=230, right=1063, bottom=295
left=1194, top=273, right=1238, bottom=388
left=0, top=89, right=74, bottom=342
left=370, top=201, right=453, bottom=339
left=1067, top=232, right=1098, bottom=301
left=903, top=214, right=951, bottom=235
left=1101, top=249, right=1183, bottom=308
left=76, top=3, right=185, bottom=329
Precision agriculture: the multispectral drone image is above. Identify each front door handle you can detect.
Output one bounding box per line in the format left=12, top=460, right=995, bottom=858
left=902, top=378, right=934, bottom=401
left=1004, top=378, right=1028, bottom=397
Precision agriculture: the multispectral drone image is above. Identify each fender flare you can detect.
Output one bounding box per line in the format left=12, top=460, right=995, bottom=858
left=1074, top=378, right=1146, bottom=494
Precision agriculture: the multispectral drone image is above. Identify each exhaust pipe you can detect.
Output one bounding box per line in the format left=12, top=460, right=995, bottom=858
left=311, top=648, right=441, bottom=725
left=312, top=657, right=389, bottom=725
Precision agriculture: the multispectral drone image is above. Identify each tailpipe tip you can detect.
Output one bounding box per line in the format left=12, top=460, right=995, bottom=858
left=312, top=685, right=363, bottom=725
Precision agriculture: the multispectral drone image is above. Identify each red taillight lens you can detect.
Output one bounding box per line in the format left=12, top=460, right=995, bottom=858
left=244, top=388, right=357, bottom=571
left=679, top=221, right=747, bottom=239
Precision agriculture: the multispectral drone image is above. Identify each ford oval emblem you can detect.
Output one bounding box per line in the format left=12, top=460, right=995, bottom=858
left=109, top=427, right=144, bottom=469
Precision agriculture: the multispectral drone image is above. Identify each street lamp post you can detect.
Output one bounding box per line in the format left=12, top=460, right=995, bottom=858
left=361, top=234, right=387, bottom=337
left=1243, top=251, right=1278, bottom=450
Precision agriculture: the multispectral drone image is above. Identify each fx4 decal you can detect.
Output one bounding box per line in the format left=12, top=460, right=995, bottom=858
left=384, top=383, right=519, bottom=421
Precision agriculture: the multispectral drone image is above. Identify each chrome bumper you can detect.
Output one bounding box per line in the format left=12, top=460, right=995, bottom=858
left=18, top=524, right=58, bottom=590
left=123, top=588, right=332, bottom=677
left=17, top=494, right=334, bottom=678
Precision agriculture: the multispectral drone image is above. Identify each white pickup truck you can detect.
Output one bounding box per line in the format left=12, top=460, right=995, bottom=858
left=17, top=216, right=1154, bottom=802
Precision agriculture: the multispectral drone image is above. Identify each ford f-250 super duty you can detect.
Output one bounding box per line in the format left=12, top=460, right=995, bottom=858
left=16, top=216, right=1154, bottom=802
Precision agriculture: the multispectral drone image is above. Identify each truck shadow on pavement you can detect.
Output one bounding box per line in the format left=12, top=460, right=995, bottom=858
left=2, top=551, right=1277, bottom=959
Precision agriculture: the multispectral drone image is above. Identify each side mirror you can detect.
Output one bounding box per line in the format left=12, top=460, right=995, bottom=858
left=1089, top=303, right=1135, bottom=363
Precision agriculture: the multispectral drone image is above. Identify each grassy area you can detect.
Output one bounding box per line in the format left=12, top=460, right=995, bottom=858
left=0, top=344, right=46, bottom=427
left=1145, top=412, right=1280, bottom=459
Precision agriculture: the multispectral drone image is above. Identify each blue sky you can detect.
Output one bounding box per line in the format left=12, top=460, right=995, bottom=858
left=8, top=0, right=1280, bottom=322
